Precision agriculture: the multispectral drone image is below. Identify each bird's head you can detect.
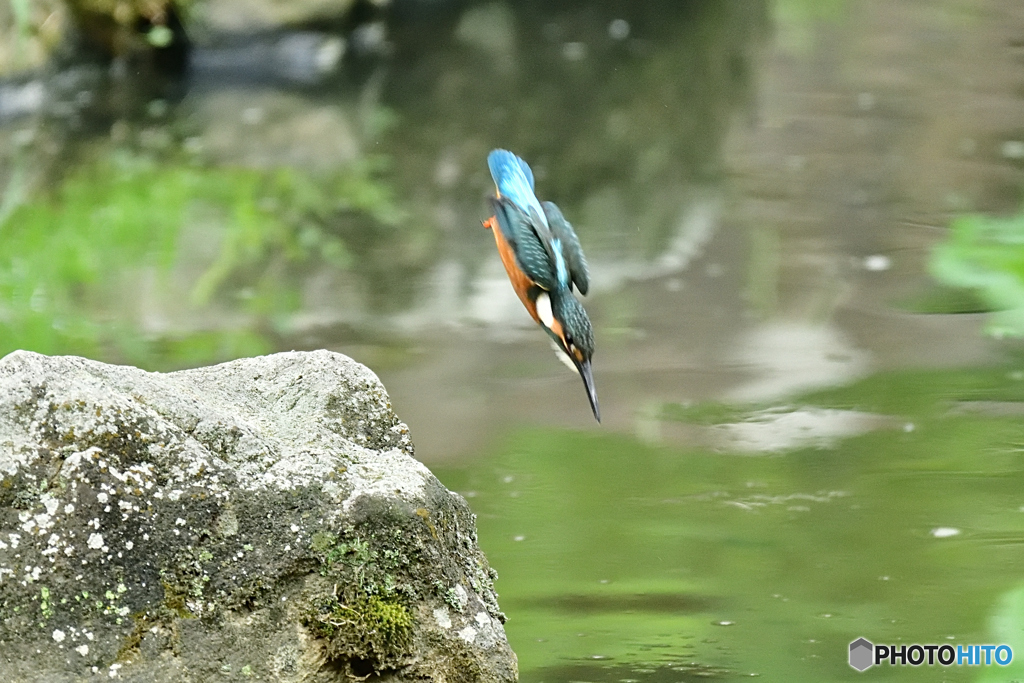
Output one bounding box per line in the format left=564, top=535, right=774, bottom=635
left=535, top=289, right=600, bottom=422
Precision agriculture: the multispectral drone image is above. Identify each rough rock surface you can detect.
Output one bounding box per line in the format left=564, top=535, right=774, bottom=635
left=0, top=350, right=517, bottom=682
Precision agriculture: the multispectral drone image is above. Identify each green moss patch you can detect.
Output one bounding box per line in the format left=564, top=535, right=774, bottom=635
left=305, top=592, right=413, bottom=667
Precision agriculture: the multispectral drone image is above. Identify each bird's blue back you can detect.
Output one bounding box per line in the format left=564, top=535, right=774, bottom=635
left=487, top=150, right=548, bottom=230
left=488, top=149, right=572, bottom=289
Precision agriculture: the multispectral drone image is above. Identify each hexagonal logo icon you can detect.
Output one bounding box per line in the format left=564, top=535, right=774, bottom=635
left=849, top=637, right=874, bottom=671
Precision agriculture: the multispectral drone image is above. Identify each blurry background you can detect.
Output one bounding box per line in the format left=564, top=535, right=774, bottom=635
left=4, top=0, right=1024, bottom=680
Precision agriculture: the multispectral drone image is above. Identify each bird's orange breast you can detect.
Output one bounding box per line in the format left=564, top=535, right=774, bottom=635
left=485, top=216, right=539, bottom=324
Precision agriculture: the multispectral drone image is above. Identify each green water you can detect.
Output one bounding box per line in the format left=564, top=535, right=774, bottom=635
left=437, top=367, right=1024, bottom=681
left=4, top=0, right=1024, bottom=680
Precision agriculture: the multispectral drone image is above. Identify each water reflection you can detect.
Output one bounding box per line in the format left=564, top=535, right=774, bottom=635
left=4, top=0, right=1024, bottom=681
left=0, top=0, right=774, bottom=451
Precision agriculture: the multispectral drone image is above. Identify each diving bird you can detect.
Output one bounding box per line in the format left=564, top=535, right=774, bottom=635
left=483, top=149, right=600, bottom=422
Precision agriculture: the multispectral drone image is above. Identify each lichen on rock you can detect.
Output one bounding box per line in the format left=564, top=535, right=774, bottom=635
left=0, top=349, right=516, bottom=682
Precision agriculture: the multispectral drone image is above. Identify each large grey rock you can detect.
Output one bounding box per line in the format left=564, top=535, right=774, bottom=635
left=0, top=350, right=517, bottom=682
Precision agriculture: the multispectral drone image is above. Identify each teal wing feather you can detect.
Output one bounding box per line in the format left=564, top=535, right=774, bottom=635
left=490, top=196, right=559, bottom=291
left=487, top=150, right=563, bottom=279
left=542, top=201, right=590, bottom=295
left=487, top=150, right=547, bottom=228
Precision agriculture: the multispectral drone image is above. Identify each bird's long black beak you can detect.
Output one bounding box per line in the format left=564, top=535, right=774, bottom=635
left=578, top=359, right=601, bottom=423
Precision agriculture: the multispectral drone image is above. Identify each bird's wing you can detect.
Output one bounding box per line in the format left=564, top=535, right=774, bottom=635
left=487, top=149, right=548, bottom=229
left=487, top=150, right=565, bottom=286
left=542, top=201, right=590, bottom=295
left=490, top=196, right=558, bottom=291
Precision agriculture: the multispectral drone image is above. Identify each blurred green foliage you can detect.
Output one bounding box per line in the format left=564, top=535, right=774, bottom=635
left=930, top=211, right=1024, bottom=337
left=9, top=0, right=31, bottom=40
left=772, top=0, right=848, bottom=55
left=0, top=150, right=402, bottom=369
left=980, top=582, right=1024, bottom=683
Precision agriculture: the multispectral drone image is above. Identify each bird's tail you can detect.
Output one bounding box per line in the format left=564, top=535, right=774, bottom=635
left=487, top=149, right=535, bottom=192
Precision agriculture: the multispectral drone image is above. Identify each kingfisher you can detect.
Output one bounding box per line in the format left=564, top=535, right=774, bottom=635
left=483, top=149, right=600, bottom=422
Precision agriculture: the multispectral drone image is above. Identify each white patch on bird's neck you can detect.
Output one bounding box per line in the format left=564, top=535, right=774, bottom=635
left=550, top=339, right=580, bottom=374
left=537, top=292, right=577, bottom=373
left=535, top=292, right=555, bottom=329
